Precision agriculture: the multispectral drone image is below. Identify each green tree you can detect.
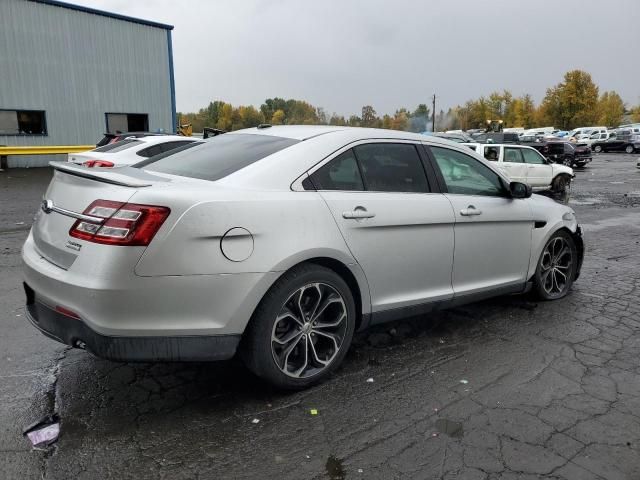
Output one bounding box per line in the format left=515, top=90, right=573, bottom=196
left=361, top=105, right=378, bottom=127
left=597, top=91, right=625, bottom=127
left=238, top=105, right=264, bottom=128
left=408, top=104, right=430, bottom=132
left=329, top=114, right=347, bottom=126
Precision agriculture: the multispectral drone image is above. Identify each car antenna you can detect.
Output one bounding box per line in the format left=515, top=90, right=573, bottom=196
left=257, top=124, right=272, bottom=129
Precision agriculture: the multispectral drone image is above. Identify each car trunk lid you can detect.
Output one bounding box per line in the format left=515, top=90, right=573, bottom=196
left=32, top=162, right=168, bottom=269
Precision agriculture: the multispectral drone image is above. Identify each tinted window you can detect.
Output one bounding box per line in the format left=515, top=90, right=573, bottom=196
left=430, top=147, right=505, bottom=197
left=138, top=134, right=299, bottom=181
left=159, top=140, right=194, bottom=153
left=354, top=143, right=428, bottom=193
left=522, top=148, right=546, bottom=164
left=93, top=139, right=142, bottom=153
left=309, top=150, right=364, bottom=191
left=136, top=144, right=163, bottom=158
left=504, top=147, right=524, bottom=163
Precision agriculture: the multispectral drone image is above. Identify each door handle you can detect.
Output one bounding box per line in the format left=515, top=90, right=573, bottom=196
left=460, top=205, right=482, bottom=216
left=343, top=207, right=375, bottom=219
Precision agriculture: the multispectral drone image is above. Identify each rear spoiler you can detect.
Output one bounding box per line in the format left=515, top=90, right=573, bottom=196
left=49, top=161, right=168, bottom=188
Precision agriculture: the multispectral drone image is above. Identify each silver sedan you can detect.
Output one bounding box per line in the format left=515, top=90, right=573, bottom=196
left=23, top=126, right=584, bottom=389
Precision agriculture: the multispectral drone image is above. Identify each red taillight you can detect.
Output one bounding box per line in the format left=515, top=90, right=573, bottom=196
left=69, top=199, right=170, bottom=246
left=83, top=160, right=114, bottom=168
left=55, top=305, right=81, bottom=319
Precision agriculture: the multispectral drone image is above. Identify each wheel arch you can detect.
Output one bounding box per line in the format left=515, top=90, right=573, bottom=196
left=247, top=251, right=371, bottom=334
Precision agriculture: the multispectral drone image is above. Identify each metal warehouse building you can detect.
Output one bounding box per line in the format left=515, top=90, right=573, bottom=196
left=0, top=0, right=176, bottom=167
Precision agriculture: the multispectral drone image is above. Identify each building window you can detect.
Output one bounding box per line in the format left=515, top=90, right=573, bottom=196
left=106, top=113, right=149, bottom=134
left=0, top=110, right=47, bottom=135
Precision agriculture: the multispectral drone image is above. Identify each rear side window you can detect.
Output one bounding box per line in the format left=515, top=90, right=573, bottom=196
left=138, top=134, right=299, bottom=181
left=93, top=138, right=141, bottom=153
left=309, top=150, right=364, bottom=191
left=354, top=143, right=429, bottom=193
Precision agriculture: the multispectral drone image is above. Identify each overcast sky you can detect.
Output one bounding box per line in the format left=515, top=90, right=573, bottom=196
left=75, top=0, right=639, bottom=116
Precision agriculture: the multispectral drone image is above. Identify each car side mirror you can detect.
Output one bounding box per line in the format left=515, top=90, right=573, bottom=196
left=510, top=181, right=532, bottom=199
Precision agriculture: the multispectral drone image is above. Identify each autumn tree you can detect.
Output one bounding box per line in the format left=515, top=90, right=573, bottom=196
left=597, top=91, right=625, bottom=127
left=538, top=70, right=599, bottom=129
left=271, top=109, right=286, bottom=125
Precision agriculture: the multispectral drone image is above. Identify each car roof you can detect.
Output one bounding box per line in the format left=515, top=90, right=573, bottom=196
left=230, top=125, right=440, bottom=143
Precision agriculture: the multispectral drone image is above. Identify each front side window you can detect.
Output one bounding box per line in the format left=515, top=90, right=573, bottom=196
left=0, top=109, right=47, bottom=135
left=522, top=148, right=546, bottom=164
left=504, top=147, right=524, bottom=163
left=309, top=150, right=364, bottom=191
left=430, top=146, right=505, bottom=197
left=354, top=143, right=429, bottom=193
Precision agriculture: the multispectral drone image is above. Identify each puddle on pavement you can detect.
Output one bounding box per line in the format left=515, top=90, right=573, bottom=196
left=435, top=418, right=464, bottom=438
left=326, top=455, right=346, bottom=480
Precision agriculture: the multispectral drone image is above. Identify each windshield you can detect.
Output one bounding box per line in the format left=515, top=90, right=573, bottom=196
left=135, top=133, right=299, bottom=181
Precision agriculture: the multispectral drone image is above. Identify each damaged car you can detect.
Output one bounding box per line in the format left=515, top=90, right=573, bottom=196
left=23, top=126, right=584, bottom=389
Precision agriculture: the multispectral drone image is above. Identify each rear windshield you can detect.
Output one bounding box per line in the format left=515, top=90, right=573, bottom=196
left=136, top=134, right=299, bottom=181
left=93, top=139, right=142, bottom=153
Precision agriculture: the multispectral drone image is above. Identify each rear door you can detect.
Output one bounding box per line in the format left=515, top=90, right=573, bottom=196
left=500, top=146, right=528, bottom=182
left=426, top=146, right=532, bottom=296
left=308, top=141, right=456, bottom=315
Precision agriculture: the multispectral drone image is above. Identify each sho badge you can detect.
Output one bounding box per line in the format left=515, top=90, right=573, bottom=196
left=65, top=241, right=82, bottom=252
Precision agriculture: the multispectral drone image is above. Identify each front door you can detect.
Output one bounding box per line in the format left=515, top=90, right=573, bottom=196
left=427, top=145, right=533, bottom=296
left=521, top=147, right=553, bottom=187
left=308, top=142, right=456, bottom=314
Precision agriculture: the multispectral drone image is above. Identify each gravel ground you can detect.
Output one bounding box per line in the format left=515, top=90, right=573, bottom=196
left=0, top=153, right=639, bottom=479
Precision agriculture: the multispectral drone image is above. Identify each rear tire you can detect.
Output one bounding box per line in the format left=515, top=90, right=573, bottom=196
left=593, top=145, right=602, bottom=153
left=625, top=145, right=635, bottom=154
left=533, top=230, right=577, bottom=300
left=241, top=264, right=356, bottom=390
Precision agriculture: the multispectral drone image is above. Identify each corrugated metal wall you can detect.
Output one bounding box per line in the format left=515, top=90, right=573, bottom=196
left=0, top=0, right=174, bottom=167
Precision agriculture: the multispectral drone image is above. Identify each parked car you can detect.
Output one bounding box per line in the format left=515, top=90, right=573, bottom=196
left=24, top=126, right=584, bottom=389
left=95, top=131, right=167, bottom=147
left=68, top=136, right=201, bottom=167
left=591, top=129, right=640, bottom=153
left=463, top=142, right=574, bottom=193
left=533, top=141, right=593, bottom=168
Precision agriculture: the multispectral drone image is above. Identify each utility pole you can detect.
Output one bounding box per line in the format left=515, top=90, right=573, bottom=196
left=432, top=94, right=436, bottom=132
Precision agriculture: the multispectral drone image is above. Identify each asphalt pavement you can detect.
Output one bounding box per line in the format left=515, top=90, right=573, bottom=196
left=1, top=154, right=639, bottom=479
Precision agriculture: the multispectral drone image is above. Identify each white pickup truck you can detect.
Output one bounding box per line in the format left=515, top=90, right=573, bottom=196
left=463, top=143, right=574, bottom=194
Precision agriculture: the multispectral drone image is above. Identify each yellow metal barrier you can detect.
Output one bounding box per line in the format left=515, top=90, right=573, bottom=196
left=0, top=145, right=94, bottom=155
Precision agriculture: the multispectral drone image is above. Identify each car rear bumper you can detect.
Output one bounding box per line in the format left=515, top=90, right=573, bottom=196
left=22, top=231, right=280, bottom=349
left=24, top=283, right=241, bottom=361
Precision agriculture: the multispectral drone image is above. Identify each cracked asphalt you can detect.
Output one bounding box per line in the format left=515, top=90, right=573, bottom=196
left=1, top=153, right=639, bottom=479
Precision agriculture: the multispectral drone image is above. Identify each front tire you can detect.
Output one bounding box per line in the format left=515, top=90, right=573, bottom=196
left=533, top=231, right=577, bottom=300
left=625, top=145, right=635, bottom=154
left=593, top=145, right=603, bottom=153
left=241, top=264, right=356, bottom=390
left=552, top=174, right=571, bottom=195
